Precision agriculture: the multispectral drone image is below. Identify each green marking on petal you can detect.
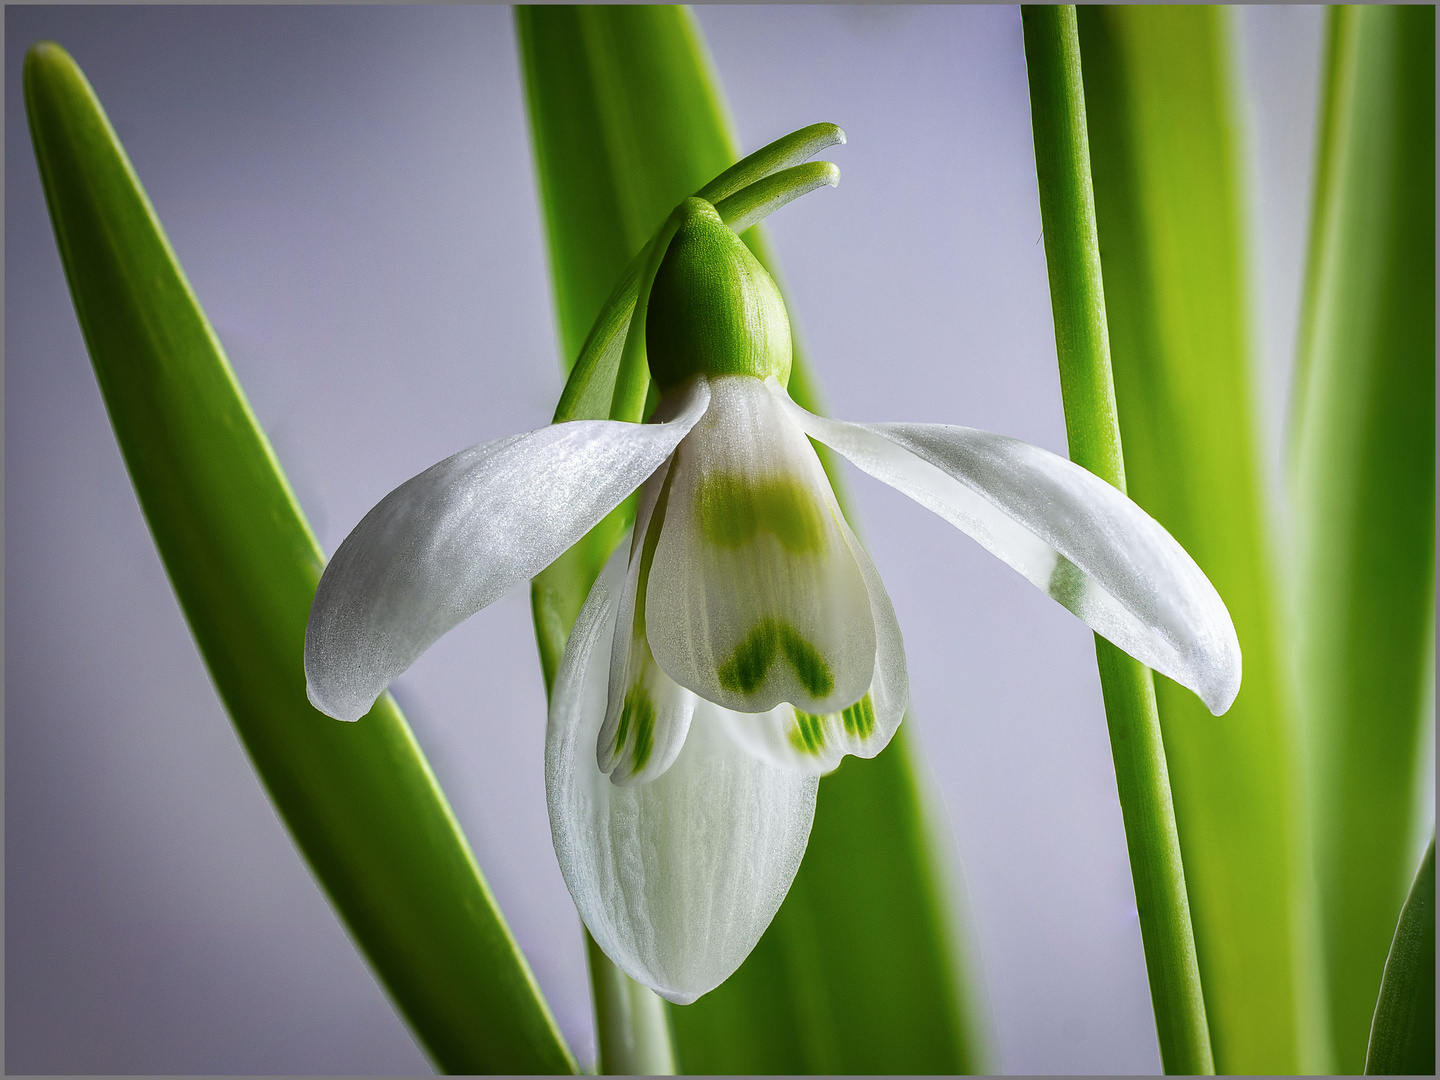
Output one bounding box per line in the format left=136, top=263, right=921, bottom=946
left=613, top=693, right=631, bottom=753
left=788, top=709, right=829, bottom=755
left=696, top=472, right=827, bottom=554
left=786, top=694, right=873, bottom=759
left=1046, top=553, right=1087, bottom=609
left=717, top=618, right=779, bottom=693
left=717, top=617, right=835, bottom=698
left=616, top=683, right=657, bottom=772
left=778, top=622, right=834, bottom=698
left=841, top=693, right=876, bottom=739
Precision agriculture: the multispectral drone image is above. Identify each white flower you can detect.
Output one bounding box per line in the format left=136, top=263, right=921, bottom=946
left=304, top=161, right=1240, bottom=1007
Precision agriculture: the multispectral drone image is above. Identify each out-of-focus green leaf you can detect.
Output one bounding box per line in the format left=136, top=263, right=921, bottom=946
left=1292, top=7, right=1436, bottom=1072
left=1365, top=837, right=1435, bottom=1076
left=1021, top=8, right=1211, bottom=1073
left=515, top=5, right=981, bottom=1073
left=1075, top=8, right=1325, bottom=1073
left=23, top=40, right=575, bottom=1076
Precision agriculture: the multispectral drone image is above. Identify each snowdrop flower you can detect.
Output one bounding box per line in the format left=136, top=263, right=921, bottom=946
left=304, top=125, right=1240, bottom=1006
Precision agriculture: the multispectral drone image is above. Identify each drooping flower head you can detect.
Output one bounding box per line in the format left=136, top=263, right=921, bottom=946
left=304, top=124, right=1240, bottom=1006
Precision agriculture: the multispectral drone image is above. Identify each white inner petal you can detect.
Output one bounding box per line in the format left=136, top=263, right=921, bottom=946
left=597, top=461, right=696, bottom=786
left=646, top=376, right=877, bottom=715
left=717, top=509, right=908, bottom=774
left=547, top=552, right=818, bottom=1005
left=771, top=379, right=1241, bottom=715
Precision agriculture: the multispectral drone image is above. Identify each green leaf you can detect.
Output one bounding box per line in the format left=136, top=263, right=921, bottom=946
left=1020, top=8, right=1211, bottom=1074
left=515, top=5, right=981, bottom=1073
left=1366, top=837, right=1436, bottom=1076
left=23, top=40, right=575, bottom=1076
left=1075, top=8, right=1327, bottom=1073
left=1292, top=7, right=1436, bottom=1072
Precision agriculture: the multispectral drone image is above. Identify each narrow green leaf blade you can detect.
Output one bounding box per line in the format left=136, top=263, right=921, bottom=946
left=1366, top=838, right=1436, bottom=1076
left=1293, top=7, right=1437, bottom=1071
left=1075, top=7, right=1325, bottom=1073
left=23, top=40, right=575, bottom=1076
left=516, top=5, right=980, bottom=1072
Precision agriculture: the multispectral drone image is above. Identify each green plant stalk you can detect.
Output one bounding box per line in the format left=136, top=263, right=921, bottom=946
left=517, top=5, right=980, bottom=1073
left=23, top=41, right=575, bottom=1076
left=1074, top=7, right=1327, bottom=1072
left=1020, top=8, right=1212, bottom=1074
left=1292, top=6, right=1437, bottom=1071
left=585, top=932, right=678, bottom=1075
left=1365, top=837, right=1436, bottom=1076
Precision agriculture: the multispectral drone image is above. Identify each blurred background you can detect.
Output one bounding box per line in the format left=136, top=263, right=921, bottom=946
left=5, top=5, right=1369, bottom=1074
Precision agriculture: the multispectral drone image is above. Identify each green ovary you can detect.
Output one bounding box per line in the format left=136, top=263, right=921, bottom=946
left=717, top=618, right=834, bottom=698
left=614, top=684, right=656, bottom=773
left=697, top=472, right=827, bottom=554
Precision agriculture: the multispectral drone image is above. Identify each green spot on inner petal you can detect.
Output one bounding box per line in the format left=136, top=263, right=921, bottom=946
left=717, top=618, right=835, bottom=698
left=717, top=619, right=778, bottom=694
left=697, top=472, right=827, bottom=554
left=841, top=693, right=876, bottom=739
left=789, top=709, right=829, bottom=755
left=780, top=625, right=834, bottom=698
left=616, top=684, right=657, bottom=773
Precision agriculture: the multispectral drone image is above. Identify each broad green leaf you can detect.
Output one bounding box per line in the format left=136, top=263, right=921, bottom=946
left=1020, top=8, right=1211, bottom=1073
left=1365, top=837, right=1436, bottom=1076
left=23, top=40, right=575, bottom=1076
left=1075, top=7, right=1325, bottom=1073
left=1292, top=7, right=1436, bottom=1072
left=515, top=5, right=981, bottom=1073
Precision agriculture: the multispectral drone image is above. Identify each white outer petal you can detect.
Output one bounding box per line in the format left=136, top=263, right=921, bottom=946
left=770, top=380, right=1241, bottom=715
left=547, top=552, right=818, bottom=1005
left=304, top=379, right=710, bottom=721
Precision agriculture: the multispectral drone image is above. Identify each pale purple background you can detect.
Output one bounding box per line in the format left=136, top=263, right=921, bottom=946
left=6, top=6, right=1328, bottom=1074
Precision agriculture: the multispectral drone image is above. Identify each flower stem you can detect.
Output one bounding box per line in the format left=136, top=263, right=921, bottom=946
left=1020, top=7, right=1213, bottom=1074
left=585, top=931, right=677, bottom=1075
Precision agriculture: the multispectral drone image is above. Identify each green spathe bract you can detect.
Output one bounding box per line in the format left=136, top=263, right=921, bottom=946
left=646, top=198, right=792, bottom=389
